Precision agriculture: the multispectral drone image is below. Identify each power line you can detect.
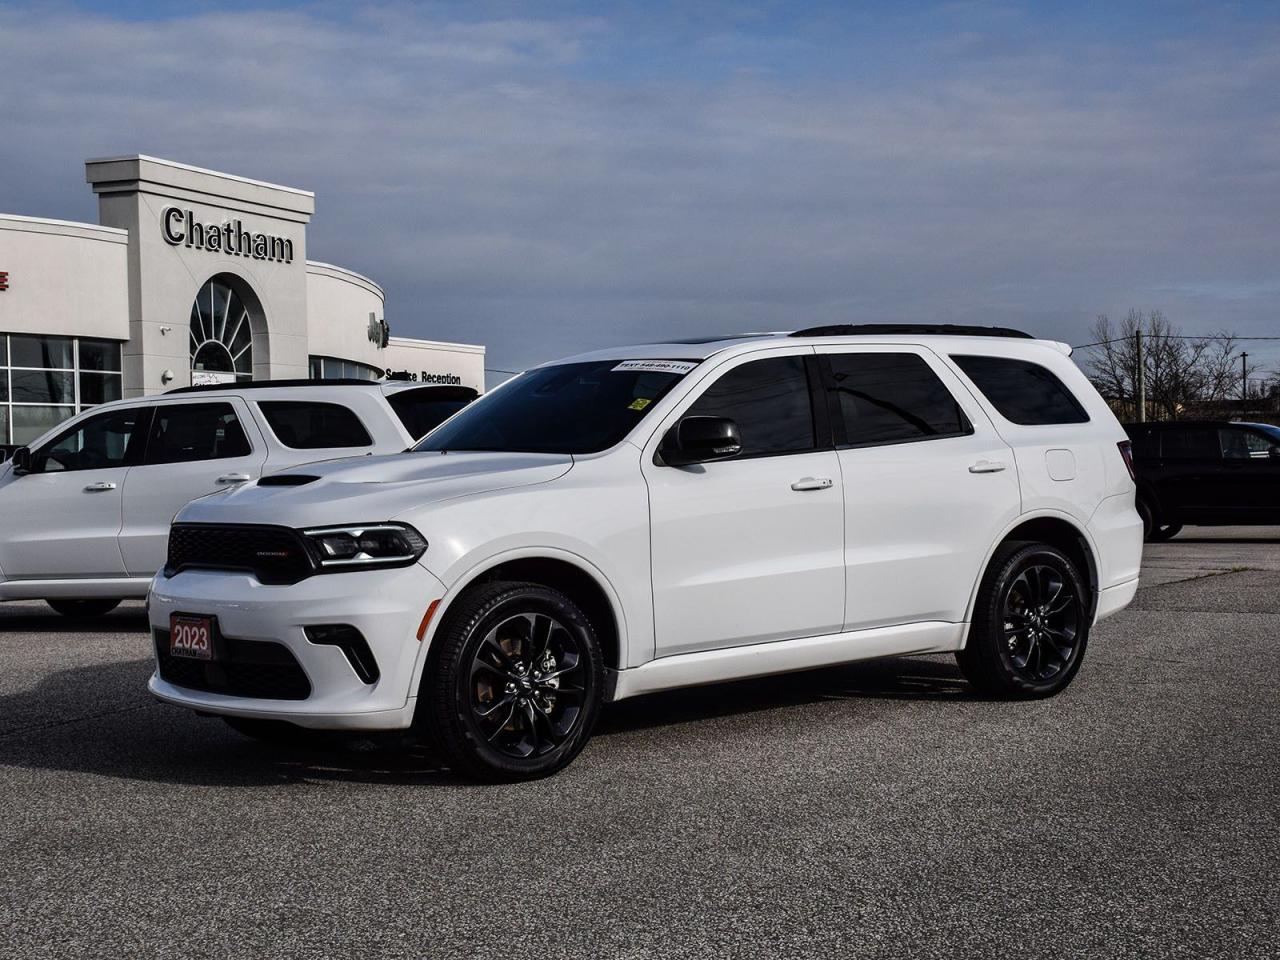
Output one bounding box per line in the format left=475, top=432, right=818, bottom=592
left=1073, top=334, right=1280, bottom=349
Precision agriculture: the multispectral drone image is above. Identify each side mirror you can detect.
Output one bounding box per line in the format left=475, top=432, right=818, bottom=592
left=9, top=447, right=32, bottom=476
left=658, top=416, right=742, bottom=467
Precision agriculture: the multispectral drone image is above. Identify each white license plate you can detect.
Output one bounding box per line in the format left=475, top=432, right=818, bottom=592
left=170, top=615, right=215, bottom=661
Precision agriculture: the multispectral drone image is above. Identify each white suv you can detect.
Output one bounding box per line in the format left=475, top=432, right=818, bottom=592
left=0, top=380, right=475, bottom=616
left=146, top=326, right=1142, bottom=780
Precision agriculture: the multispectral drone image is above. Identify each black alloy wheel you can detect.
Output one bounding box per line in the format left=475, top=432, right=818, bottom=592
left=467, top=610, right=588, bottom=760
left=957, top=542, right=1090, bottom=699
left=421, top=581, right=603, bottom=781
left=1000, top=562, right=1081, bottom=684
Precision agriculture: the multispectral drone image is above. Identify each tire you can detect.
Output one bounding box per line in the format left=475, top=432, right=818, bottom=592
left=1136, top=498, right=1154, bottom=541
left=956, top=542, right=1090, bottom=699
left=1148, top=522, right=1182, bottom=542
left=420, top=580, right=604, bottom=782
left=46, top=598, right=122, bottom=618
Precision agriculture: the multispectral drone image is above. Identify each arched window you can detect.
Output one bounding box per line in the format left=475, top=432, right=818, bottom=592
left=190, top=279, right=253, bottom=383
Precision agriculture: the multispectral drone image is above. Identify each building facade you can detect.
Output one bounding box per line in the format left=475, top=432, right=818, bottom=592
left=0, top=155, right=484, bottom=445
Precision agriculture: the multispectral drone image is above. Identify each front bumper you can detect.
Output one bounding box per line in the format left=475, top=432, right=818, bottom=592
left=147, top=562, right=445, bottom=730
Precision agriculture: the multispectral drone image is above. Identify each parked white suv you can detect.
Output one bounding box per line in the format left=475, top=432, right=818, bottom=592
left=147, top=326, right=1142, bottom=780
left=0, top=379, right=475, bottom=616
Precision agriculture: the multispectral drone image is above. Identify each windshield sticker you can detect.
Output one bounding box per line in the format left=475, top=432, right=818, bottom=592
left=627, top=398, right=652, bottom=411
left=612, top=360, right=698, bottom=375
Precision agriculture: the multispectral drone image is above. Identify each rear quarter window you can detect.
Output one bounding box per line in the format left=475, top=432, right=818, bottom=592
left=258, top=400, right=373, bottom=449
left=386, top=386, right=477, bottom=440
left=952, top=355, right=1089, bottom=426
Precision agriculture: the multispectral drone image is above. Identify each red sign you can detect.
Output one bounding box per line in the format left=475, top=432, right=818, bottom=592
left=0, top=271, right=8, bottom=291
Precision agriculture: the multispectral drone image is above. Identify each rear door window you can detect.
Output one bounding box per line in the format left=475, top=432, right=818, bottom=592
left=684, top=355, right=816, bottom=457
left=146, top=403, right=252, bottom=464
left=952, top=355, right=1089, bottom=425
left=826, top=352, right=971, bottom=447
left=1219, top=427, right=1274, bottom=460
left=258, top=400, right=373, bottom=449
left=386, top=387, right=476, bottom=440
left=1159, top=427, right=1218, bottom=460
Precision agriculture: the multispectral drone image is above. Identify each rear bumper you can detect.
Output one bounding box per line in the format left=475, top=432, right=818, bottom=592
left=1088, top=492, right=1144, bottom=600
left=146, top=562, right=444, bottom=730
left=1094, top=577, right=1139, bottom=623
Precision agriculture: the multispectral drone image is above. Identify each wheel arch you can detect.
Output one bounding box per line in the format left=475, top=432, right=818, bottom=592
left=963, top=511, right=1100, bottom=635
left=416, top=548, right=629, bottom=693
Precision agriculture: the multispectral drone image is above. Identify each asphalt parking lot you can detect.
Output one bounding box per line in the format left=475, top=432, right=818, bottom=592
left=1, top=530, right=1277, bottom=960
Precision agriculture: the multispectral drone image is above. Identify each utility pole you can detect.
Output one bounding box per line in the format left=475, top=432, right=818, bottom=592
left=1135, top=329, right=1146, bottom=423
left=1241, top=352, right=1249, bottom=419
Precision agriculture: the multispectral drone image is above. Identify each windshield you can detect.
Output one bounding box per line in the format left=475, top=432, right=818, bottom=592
left=413, top=359, right=694, bottom=454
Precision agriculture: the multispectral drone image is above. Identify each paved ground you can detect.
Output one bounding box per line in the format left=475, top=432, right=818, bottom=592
left=1, top=529, right=1277, bottom=959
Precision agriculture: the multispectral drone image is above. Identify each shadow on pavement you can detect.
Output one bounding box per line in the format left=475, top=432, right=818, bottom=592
left=0, top=604, right=150, bottom=635
left=0, top=651, right=973, bottom=788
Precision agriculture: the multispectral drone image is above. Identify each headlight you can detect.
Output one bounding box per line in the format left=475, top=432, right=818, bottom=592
left=301, top=523, right=427, bottom=571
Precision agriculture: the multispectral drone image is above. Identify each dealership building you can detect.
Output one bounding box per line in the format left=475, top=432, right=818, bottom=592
left=0, top=155, right=485, bottom=445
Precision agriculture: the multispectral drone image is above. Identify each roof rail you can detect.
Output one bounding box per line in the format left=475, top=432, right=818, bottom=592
left=790, top=324, right=1034, bottom=340
left=166, top=378, right=380, bottom=394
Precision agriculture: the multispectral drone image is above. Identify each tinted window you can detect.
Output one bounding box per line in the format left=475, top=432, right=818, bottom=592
left=828, top=352, right=970, bottom=447
left=1160, top=427, right=1218, bottom=460
left=952, top=355, right=1089, bottom=425
left=685, top=355, right=815, bottom=457
left=1219, top=427, right=1275, bottom=460
left=416, top=361, right=689, bottom=455
left=387, top=387, right=477, bottom=440
left=147, top=403, right=252, bottom=464
left=258, top=401, right=373, bottom=449
left=1124, top=424, right=1159, bottom=459
left=35, top=407, right=145, bottom=472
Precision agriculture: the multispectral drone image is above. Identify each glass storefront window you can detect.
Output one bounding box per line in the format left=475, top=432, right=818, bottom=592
left=12, top=370, right=75, bottom=404
left=11, top=334, right=73, bottom=370
left=79, top=372, right=123, bottom=406
left=79, top=339, right=122, bottom=372
left=12, top=405, right=76, bottom=444
left=0, top=335, right=125, bottom=444
left=308, top=355, right=382, bottom=381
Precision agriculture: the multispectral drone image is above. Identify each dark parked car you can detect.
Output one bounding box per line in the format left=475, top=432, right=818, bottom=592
left=1123, top=420, right=1280, bottom=540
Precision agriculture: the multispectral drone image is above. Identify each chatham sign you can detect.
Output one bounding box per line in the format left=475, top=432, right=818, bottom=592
left=161, top=207, right=294, bottom=263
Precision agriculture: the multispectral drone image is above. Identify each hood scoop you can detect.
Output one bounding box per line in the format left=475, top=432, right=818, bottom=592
left=257, top=474, right=320, bottom=487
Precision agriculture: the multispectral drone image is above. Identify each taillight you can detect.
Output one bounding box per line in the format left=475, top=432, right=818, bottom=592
left=1117, top=440, right=1137, bottom=482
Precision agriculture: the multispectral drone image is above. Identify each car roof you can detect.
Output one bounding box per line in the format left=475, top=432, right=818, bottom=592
left=550, top=325, right=1070, bottom=366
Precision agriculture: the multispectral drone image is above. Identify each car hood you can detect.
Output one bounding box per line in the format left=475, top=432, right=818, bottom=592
left=175, top=451, right=574, bottom=527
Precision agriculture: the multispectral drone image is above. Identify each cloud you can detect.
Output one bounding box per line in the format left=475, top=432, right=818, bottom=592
left=2, top=2, right=1279, bottom=376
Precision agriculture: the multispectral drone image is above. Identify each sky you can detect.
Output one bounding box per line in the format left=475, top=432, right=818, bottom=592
left=2, top=0, right=1279, bottom=381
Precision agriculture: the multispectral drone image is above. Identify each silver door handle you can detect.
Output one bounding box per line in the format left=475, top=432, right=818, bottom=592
left=791, top=477, right=834, bottom=491
left=968, top=460, right=1007, bottom=474
left=216, top=473, right=251, bottom=484
left=83, top=481, right=117, bottom=492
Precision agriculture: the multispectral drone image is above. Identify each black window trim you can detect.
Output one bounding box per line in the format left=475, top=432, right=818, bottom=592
left=818, top=351, right=975, bottom=451
left=669, top=351, right=834, bottom=463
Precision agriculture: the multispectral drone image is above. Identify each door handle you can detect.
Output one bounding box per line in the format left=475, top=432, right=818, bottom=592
left=216, top=473, right=252, bottom=484
left=968, top=460, right=1007, bottom=474
left=791, top=477, right=834, bottom=491
left=83, top=481, right=117, bottom=492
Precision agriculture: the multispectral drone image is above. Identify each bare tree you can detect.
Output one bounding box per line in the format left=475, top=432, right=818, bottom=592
left=1083, top=310, right=1254, bottom=420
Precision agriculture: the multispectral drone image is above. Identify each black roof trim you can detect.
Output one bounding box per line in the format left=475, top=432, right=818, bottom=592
left=790, top=324, right=1034, bottom=340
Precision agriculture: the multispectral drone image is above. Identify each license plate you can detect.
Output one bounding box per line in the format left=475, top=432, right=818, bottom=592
left=170, top=615, right=215, bottom=661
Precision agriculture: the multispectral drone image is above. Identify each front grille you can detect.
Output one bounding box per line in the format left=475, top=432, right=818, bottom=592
left=154, top=629, right=312, bottom=700
left=165, top=523, right=316, bottom=585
